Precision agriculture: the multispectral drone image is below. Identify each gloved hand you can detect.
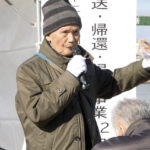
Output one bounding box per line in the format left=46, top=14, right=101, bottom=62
left=67, top=55, right=87, bottom=77
left=141, top=48, right=150, bottom=70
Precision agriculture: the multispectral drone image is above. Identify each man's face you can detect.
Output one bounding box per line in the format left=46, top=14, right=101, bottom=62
left=46, top=24, right=80, bottom=56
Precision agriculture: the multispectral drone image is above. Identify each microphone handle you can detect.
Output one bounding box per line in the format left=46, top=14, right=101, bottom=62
left=79, top=73, right=88, bottom=90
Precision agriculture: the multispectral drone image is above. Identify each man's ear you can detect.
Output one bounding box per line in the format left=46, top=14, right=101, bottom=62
left=116, top=120, right=128, bottom=136
left=45, top=34, right=51, bottom=42
left=118, top=125, right=125, bottom=136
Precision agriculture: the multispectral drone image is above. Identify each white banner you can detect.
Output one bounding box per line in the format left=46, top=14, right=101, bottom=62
left=69, top=0, right=136, bottom=140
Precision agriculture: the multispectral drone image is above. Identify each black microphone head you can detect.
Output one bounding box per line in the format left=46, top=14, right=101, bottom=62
left=72, top=46, right=82, bottom=55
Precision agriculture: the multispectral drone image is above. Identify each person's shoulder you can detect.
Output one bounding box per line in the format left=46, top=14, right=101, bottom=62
left=19, top=54, right=44, bottom=67
left=22, top=55, right=42, bottom=65
left=16, top=55, right=43, bottom=74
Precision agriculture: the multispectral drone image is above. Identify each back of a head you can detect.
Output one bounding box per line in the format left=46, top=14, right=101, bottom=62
left=112, top=98, right=150, bottom=133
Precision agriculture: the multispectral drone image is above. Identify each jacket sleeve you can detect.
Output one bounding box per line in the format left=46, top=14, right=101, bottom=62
left=92, top=130, right=150, bottom=150
left=16, top=64, right=81, bottom=127
left=96, top=60, right=150, bottom=99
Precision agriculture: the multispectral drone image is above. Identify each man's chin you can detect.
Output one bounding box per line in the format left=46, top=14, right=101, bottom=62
left=64, top=52, right=73, bottom=57
left=64, top=48, right=73, bottom=56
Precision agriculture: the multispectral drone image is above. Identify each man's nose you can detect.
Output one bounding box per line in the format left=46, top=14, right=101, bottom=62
left=68, top=33, right=75, bottom=42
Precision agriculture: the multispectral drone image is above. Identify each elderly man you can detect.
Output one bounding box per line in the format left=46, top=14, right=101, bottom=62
left=92, top=98, right=150, bottom=150
left=15, top=0, right=150, bottom=150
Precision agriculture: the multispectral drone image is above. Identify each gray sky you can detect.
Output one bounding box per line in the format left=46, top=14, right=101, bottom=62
left=137, top=0, right=150, bottom=16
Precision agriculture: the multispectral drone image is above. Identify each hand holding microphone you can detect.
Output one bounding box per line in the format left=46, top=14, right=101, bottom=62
left=67, top=55, right=87, bottom=78
left=67, top=46, right=89, bottom=89
left=140, top=44, right=150, bottom=71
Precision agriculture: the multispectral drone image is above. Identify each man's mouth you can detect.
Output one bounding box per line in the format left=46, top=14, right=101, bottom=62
left=66, top=46, right=73, bottom=49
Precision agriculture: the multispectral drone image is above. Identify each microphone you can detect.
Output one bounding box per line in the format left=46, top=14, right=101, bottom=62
left=72, top=46, right=89, bottom=90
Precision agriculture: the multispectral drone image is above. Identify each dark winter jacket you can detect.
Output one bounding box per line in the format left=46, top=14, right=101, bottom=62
left=92, top=118, right=150, bottom=150
left=15, top=39, right=150, bottom=150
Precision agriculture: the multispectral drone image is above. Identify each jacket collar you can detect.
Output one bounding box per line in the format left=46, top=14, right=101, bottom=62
left=39, top=39, right=94, bottom=70
left=125, top=118, right=150, bottom=136
left=39, top=39, right=70, bottom=70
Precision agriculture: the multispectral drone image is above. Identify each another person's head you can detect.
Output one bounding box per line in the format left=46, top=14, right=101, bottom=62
left=112, top=98, right=150, bottom=136
left=42, top=0, right=82, bottom=56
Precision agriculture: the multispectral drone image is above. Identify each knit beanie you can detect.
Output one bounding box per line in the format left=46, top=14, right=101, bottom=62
left=42, top=0, right=82, bottom=36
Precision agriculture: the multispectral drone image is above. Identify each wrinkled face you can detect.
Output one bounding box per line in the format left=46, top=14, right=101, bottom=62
left=46, top=24, right=80, bottom=56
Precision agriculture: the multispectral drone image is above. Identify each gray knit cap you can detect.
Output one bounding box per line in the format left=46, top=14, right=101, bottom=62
left=42, top=0, right=82, bottom=36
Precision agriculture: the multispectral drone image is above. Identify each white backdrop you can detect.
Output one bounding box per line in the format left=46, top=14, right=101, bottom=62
left=69, top=0, right=136, bottom=140
left=41, top=0, right=137, bottom=142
